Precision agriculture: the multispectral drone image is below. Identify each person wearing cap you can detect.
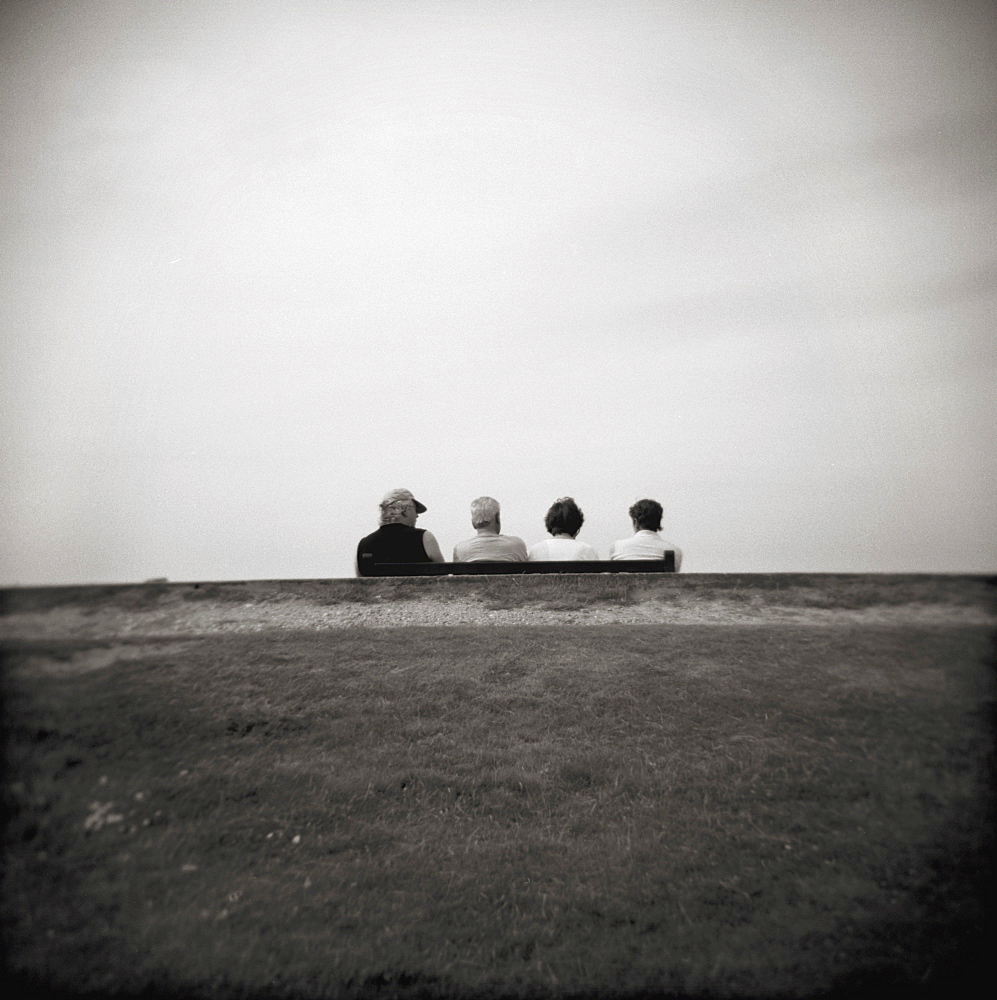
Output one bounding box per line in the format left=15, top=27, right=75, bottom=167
left=452, top=497, right=528, bottom=563
left=528, top=497, right=599, bottom=561
left=355, top=489, right=445, bottom=574
left=608, top=498, right=683, bottom=570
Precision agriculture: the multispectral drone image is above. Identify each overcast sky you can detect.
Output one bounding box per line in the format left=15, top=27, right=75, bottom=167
left=2, top=0, right=995, bottom=584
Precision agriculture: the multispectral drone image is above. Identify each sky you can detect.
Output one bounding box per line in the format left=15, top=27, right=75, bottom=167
left=2, top=0, right=995, bottom=584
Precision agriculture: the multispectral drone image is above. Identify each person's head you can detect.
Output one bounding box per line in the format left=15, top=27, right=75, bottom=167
left=379, top=488, right=426, bottom=527
left=629, top=498, right=663, bottom=532
left=470, top=496, right=501, bottom=533
left=545, top=497, right=584, bottom=538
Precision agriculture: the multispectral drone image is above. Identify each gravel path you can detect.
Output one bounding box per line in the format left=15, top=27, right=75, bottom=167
left=2, top=591, right=993, bottom=641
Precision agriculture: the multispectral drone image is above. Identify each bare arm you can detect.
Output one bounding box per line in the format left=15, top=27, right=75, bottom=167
left=421, top=530, right=446, bottom=563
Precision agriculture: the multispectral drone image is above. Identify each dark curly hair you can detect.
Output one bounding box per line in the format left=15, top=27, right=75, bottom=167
left=545, top=497, right=584, bottom=538
left=628, top=498, right=663, bottom=531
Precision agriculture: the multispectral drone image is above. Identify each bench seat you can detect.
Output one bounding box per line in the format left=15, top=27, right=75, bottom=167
left=358, top=554, right=675, bottom=576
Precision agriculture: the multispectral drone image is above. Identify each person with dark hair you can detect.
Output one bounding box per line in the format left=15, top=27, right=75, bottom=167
left=355, top=488, right=445, bottom=575
left=453, top=497, right=528, bottom=562
left=609, top=498, right=683, bottom=569
left=528, top=497, right=599, bottom=561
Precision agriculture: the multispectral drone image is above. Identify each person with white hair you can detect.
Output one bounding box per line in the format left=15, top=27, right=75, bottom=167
left=355, top=488, right=445, bottom=574
left=452, top=496, right=528, bottom=563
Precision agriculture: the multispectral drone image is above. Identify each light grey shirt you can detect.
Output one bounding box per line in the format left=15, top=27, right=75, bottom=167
left=453, top=533, right=528, bottom=562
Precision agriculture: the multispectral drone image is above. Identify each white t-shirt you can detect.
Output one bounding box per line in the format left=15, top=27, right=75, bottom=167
left=527, top=537, right=600, bottom=561
left=608, top=530, right=682, bottom=570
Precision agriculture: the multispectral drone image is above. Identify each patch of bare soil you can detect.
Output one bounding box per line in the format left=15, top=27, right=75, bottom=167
left=4, top=641, right=198, bottom=677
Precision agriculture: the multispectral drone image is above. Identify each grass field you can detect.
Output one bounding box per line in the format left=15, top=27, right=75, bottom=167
left=1, top=577, right=994, bottom=999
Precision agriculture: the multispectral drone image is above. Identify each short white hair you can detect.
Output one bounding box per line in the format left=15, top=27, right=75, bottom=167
left=470, top=496, right=500, bottom=528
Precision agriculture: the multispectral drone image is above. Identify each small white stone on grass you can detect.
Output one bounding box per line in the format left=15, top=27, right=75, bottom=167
left=84, top=802, right=124, bottom=831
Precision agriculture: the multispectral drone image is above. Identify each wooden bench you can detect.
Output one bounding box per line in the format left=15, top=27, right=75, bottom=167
left=358, top=553, right=676, bottom=576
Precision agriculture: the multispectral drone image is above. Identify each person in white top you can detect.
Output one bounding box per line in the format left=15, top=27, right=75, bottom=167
left=528, top=497, right=600, bottom=561
left=453, top=497, right=528, bottom=562
left=608, top=498, right=683, bottom=570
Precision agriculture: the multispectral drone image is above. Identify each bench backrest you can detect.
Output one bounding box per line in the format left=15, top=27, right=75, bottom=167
left=358, top=553, right=675, bottom=576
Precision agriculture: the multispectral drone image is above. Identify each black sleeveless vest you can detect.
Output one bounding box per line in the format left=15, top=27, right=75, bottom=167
left=356, top=524, right=430, bottom=564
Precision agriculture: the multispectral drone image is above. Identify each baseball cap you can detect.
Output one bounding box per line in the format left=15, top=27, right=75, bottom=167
left=380, top=488, right=427, bottom=513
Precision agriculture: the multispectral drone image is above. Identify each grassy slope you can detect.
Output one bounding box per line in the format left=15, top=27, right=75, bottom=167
left=2, top=623, right=994, bottom=1000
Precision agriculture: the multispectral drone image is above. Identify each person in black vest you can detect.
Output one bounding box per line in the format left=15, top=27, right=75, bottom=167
left=355, top=488, right=445, bottom=575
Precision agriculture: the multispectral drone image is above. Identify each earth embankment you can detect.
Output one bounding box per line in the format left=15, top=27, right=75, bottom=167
left=1, top=573, right=993, bottom=641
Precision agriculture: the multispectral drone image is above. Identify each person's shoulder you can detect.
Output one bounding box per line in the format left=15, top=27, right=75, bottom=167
left=357, top=528, right=379, bottom=550
left=581, top=543, right=600, bottom=560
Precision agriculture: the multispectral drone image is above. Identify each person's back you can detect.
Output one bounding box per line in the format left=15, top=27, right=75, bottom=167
left=453, top=496, right=527, bottom=562
left=608, top=498, right=683, bottom=571
left=454, top=533, right=527, bottom=562
left=358, top=522, right=432, bottom=565
left=528, top=536, right=599, bottom=561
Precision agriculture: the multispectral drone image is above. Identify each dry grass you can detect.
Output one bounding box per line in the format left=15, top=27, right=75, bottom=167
left=3, top=572, right=994, bottom=616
